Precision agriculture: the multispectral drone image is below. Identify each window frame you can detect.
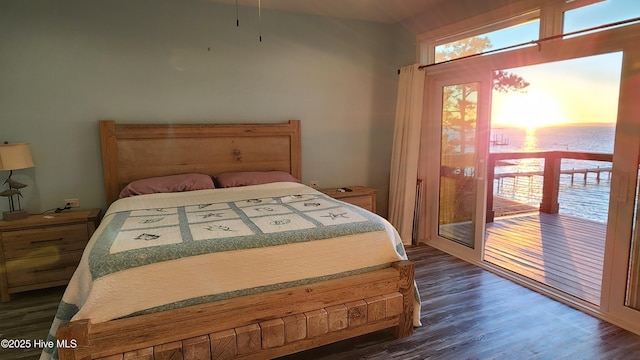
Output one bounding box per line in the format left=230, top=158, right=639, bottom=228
left=418, top=0, right=605, bottom=65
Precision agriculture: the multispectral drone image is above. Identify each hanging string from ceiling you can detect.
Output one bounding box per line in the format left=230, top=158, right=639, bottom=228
left=233, top=0, right=263, bottom=42
left=258, top=0, right=262, bottom=42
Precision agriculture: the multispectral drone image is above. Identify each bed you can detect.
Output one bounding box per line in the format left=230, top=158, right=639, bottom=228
left=44, top=119, right=419, bottom=360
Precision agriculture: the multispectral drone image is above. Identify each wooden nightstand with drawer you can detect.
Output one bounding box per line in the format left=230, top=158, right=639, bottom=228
left=321, top=186, right=377, bottom=213
left=0, top=208, right=101, bottom=302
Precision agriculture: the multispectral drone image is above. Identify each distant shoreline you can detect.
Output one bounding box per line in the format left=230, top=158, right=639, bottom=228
left=492, top=122, right=615, bottom=129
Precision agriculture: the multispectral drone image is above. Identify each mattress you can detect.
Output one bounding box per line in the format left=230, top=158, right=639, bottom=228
left=41, top=182, right=420, bottom=359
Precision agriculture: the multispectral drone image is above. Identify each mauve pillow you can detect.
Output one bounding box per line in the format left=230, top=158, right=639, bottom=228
left=215, top=171, right=300, bottom=188
left=119, top=173, right=215, bottom=198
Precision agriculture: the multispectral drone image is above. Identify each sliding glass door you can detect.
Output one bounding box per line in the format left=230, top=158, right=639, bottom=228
left=421, top=22, right=640, bottom=333
left=600, top=43, right=640, bottom=330
left=425, top=72, right=491, bottom=259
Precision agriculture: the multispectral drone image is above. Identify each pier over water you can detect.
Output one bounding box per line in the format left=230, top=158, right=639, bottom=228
left=494, top=166, right=612, bottom=185
left=486, top=150, right=613, bottom=223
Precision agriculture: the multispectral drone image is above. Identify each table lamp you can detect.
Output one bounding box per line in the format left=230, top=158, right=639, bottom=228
left=0, top=142, right=35, bottom=220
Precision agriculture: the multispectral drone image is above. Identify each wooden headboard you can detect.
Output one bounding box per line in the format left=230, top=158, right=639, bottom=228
left=99, top=120, right=301, bottom=205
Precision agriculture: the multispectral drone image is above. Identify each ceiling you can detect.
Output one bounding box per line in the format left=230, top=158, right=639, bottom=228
left=202, top=0, right=521, bottom=34
left=203, top=0, right=445, bottom=24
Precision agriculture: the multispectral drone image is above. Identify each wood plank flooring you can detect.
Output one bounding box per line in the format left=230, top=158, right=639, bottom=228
left=0, top=285, right=62, bottom=359
left=2, top=246, right=640, bottom=360
left=284, top=246, right=640, bottom=359
left=485, top=213, right=605, bottom=305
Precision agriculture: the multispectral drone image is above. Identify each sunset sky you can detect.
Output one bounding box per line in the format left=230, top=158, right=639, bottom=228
left=491, top=52, right=623, bottom=128
left=489, top=0, right=637, bottom=128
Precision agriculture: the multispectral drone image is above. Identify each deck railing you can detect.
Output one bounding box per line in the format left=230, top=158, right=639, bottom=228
left=486, top=150, right=613, bottom=223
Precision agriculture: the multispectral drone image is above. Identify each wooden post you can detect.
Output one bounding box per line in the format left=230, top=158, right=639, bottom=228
left=392, top=260, right=415, bottom=339
left=57, top=320, right=92, bottom=360
left=540, top=153, right=561, bottom=214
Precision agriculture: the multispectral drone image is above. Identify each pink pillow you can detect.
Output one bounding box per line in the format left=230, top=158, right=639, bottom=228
left=119, top=173, right=215, bottom=198
left=215, top=171, right=300, bottom=188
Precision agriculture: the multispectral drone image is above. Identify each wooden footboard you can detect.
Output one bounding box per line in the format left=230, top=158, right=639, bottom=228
left=57, top=261, right=415, bottom=360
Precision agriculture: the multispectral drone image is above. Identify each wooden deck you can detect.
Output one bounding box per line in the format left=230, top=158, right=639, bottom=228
left=437, top=197, right=539, bottom=246
left=485, top=213, right=606, bottom=305
left=492, top=196, right=538, bottom=217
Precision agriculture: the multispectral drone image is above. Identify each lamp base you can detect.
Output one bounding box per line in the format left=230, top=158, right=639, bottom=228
left=3, top=210, right=29, bottom=221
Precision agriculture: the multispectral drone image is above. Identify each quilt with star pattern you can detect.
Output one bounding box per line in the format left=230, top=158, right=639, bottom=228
left=41, top=182, right=420, bottom=360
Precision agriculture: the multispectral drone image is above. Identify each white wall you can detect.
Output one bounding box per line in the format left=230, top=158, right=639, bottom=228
left=0, top=0, right=415, bottom=216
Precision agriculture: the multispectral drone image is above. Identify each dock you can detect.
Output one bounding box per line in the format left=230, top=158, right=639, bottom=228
left=490, top=134, right=509, bottom=146
left=495, top=166, right=612, bottom=185
left=486, top=150, right=613, bottom=223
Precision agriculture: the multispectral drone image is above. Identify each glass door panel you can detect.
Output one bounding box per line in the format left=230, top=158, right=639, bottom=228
left=485, top=53, right=622, bottom=305
left=438, top=82, right=479, bottom=248
left=627, top=166, right=640, bottom=310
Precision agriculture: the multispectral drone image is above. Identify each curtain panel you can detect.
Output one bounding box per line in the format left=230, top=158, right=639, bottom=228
left=388, top=64, right=425, bottom=245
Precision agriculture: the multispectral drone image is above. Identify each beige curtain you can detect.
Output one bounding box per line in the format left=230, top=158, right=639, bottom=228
left=388, top=64, right=425, bottom=245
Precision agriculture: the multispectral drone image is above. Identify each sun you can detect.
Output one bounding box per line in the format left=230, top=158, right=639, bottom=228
left=492, top=89, right=568, bottom=129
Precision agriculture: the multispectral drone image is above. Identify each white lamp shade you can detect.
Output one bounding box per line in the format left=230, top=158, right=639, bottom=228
left=0, top=143, right=35, bottom=171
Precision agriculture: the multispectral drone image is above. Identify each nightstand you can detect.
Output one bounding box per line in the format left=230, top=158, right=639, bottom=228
left=0, top=208, right=101, bottom=302
left=320, top=186, right=377, bottom=213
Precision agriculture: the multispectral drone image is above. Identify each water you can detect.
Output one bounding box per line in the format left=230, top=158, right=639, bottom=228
left=490, top=124, right=616, bottom=223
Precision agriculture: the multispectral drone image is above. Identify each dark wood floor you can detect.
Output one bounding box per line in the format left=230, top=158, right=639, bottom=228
left=485, top=213, right=605, bottom=305
left=2, top=245, right=640, bottom=360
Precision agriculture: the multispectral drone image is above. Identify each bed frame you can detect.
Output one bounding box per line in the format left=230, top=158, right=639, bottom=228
left=57, top=119, right=415, bottom=360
